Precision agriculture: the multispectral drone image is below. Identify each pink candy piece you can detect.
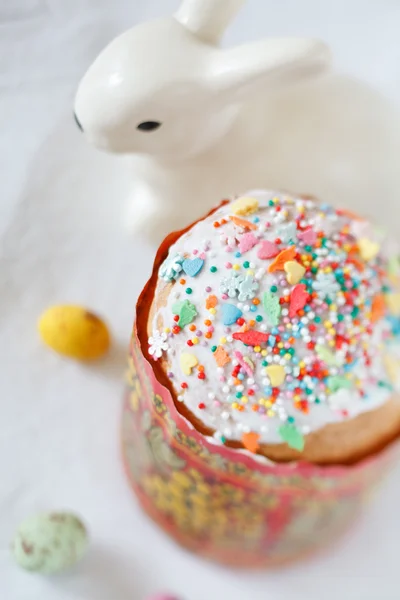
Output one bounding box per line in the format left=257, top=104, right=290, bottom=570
left=257, top=240, right=279, bottom=259
left=298, top=227, right=317, bottom=245
left=238, top=232, right=258, bottom=253
left=233, top=350, right=253, bottom=377
left=289, top=284, right=309, bottom=318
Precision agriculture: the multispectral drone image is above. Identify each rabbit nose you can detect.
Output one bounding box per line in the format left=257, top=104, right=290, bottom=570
left=74, top=112, right=83, bottom=132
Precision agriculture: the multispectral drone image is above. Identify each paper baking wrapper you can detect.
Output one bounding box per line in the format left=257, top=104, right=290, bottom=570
left=122, top=214, right=400, bottom=568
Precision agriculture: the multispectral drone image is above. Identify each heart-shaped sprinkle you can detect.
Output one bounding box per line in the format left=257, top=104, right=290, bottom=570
left=214, top=346, right=231, bottom=367
left=230, top=196, right=259, bottom=216
left=257, top=240, right=279, bottom=260
left=241, top=432, right=260, bottom=453
left=298, top=227, right=317, bottom=246
left=278, top=423, right=304, bottom=451
left=238, top=232, right=258, bottom=253
left=284, top=260, right=305, bottom=285
left=384, top=353, right=400, bottom=384
left=182, top=257, right=204, bottom=277
left=357, top=238, right=380, bottom=261
left=221, top=303, right=242, bottom=325
left=289, top=284, right=308, bottom=318
left=180, top=352, right=198, bottom=375
left=266, top=364, right=285, bottom=387
left=386, top=293, right=400, bottom=316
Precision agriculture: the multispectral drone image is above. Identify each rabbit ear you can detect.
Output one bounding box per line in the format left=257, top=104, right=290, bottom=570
left=175, top=0, right=246, bottom=44
left=211, top=38, right=331, bottom=95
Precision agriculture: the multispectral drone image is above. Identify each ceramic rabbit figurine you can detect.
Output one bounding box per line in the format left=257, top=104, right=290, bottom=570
left=75, top=0, right=400, bottom=243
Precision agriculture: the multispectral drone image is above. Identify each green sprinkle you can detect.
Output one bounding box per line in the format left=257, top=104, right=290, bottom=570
left=171, top=300, right=197, bottom=327
left=268, top=200, right=274, bottom=206
left=236, top=391, right=243, bottom=399
left=288, top=348, right=295, bottom=356
left=210, top=266, right=217, bottom=273
left=314, top=316, right=321, bottom=323
left=327, top=375, right=352, bottom=392
left=262, top=360, right=268, bottom=367
left=279, top=349, right=286, bottom=356
left=186, top=287, right=192, bottom=294
left=311, top=267, right=318, bottom=274
left=351, top=307, right=359, bottom=318
left=211, top=345, right=217, bottom=352
left=304, top=245, right=312, bottom=252
left=220, top=435, right=226, bottom=444
left=256, top=315, right=263, bottom=322
left=243, top=261, right=250, bottom=268
left=337, top=314, right=344, bottom=321
left=279, top=423, right=305, bottom=451
left=287, top=416, right=295, bottom=424
left=262, top=291, right=281, bottom=326
left=314, top=398, right=321, bottom=404
left=270, top=285, right=278, bottom=293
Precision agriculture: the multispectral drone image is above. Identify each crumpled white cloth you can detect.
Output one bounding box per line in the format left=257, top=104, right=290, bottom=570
left=1, top=1, right=400, bottom=599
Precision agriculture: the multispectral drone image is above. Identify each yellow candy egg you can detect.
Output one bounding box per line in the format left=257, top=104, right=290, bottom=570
left=38, top=305, right=110, bottom=360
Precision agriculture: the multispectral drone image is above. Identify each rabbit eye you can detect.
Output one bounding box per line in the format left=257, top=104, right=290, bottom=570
left=137, top=121, right=162, bottom=132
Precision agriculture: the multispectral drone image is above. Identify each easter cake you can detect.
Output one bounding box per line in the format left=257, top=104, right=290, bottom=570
left=123, top=190, right=400, bottom=566
left=146, top=191, right=400, bottom=464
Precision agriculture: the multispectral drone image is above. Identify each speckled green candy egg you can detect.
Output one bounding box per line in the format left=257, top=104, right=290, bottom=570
left=12, top=513, right=88, bottom=574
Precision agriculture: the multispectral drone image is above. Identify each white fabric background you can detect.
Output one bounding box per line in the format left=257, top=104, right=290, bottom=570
left=1, top=1, right=400, bottom=599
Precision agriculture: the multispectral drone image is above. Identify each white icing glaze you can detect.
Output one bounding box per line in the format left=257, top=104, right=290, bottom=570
left=149, top=191, right=400, bottom=447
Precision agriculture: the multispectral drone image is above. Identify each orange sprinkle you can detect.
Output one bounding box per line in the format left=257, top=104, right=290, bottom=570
left=220, top=218, right=227, bottom=225
left=298, top=309, right=305, bottom=317
left=229, top=215, right=257, bottom=230
left=237, top=405, right=245, bottom=412
left=252, top=298, right=260, bottom=305
left=197, top=365, right=205, bottom=372
left=269, top=246, right=297, bottom=272
left=241, top=432, right=260, bottom=453
left=205, top=332, right=212, bottom=339
left=205, top=295, right=218, bottom=309
left=252, top=405, right=259, bottom=412
left=204, top=319, right=212, bottom=326
left=371, top=294, right=385, bottom=323
left=213, top=221, right=221, bottom=228
left=233, top=378, right=241, bottom=386
left=179, top=278, right=186, bottom=285
left=248, top=319, right=256, bottom=327
left=189, top=324, right=196, bottom=331
left=214, top=346, right=231, bottom=367
left=336, top=208, right=364, bottom=221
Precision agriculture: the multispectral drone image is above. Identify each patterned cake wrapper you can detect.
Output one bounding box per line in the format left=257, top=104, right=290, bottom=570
left=122, top=211, right=400, bottom=568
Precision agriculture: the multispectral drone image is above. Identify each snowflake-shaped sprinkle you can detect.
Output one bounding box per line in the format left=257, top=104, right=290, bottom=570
left=277, top=221, right=297, bottom=243
left=312, top=272, right=340, bottom=300
left=220, top=273, right=244, bottom=298
left=148, top=331, right=169, bottom=358
left=160, top=253, right=184, bottom=282
left=238, top=275, right=259, bottom=301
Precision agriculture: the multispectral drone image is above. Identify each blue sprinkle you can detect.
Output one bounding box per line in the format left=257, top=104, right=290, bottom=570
left=253, top=217, right=260, bottom=223
left=264, top=386, right=272, bottom=395
left=268, top=335, right=276, bottom=347
left=235, top=251, right=241, bottom=258
left=271, top=328, right=279, bottom=335
left=238, top=373, right=245, bottom=380
left=250, top=305, right=257, bottom=312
